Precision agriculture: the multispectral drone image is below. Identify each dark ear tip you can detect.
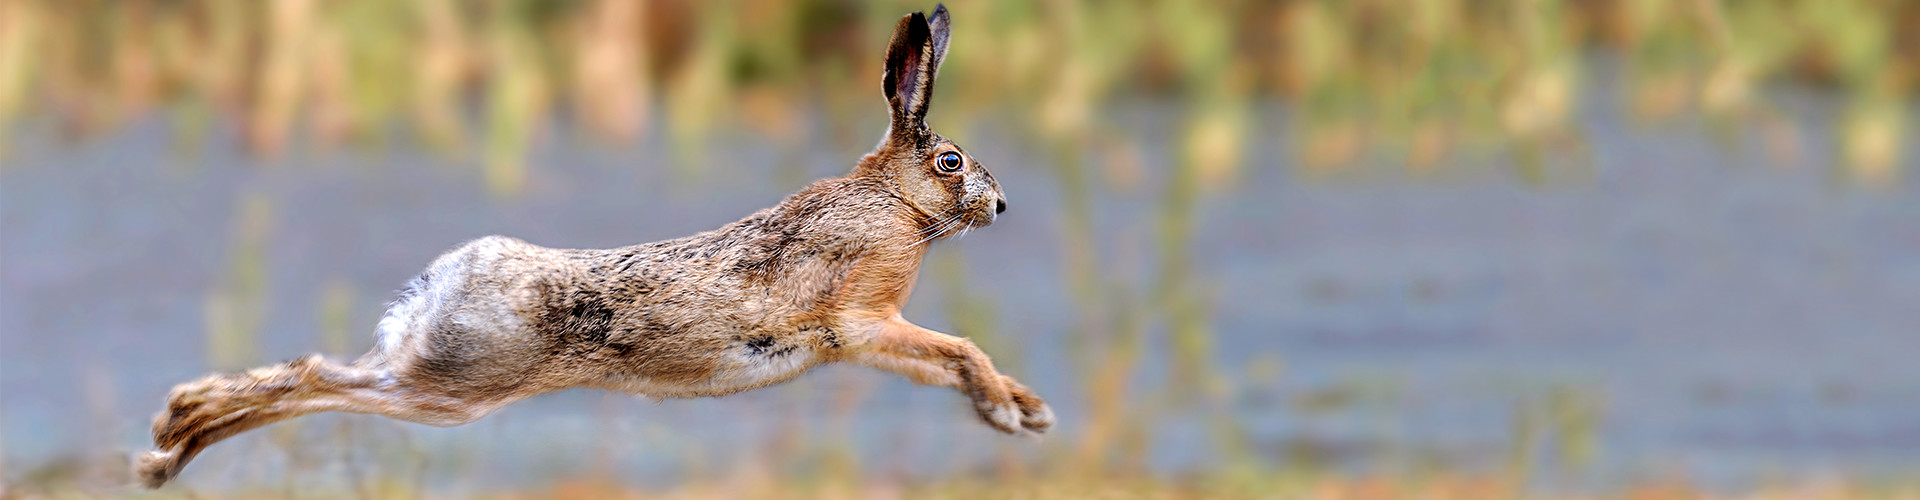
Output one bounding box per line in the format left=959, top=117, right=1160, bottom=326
left=890, top=10, right=931, bottom=47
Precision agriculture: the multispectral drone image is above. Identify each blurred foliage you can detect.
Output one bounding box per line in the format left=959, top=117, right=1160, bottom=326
left=5, top=0, right=1919, bottom=496
left=1, top=0, right=1916, bottom=187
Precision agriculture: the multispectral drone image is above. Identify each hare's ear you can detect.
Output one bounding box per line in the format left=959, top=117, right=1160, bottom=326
left=883, top=5, right=951, bottom=133
left=928, top=4, right=952, bottom=76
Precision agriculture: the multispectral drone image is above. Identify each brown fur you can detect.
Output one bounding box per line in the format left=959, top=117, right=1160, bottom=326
left=135, top=4, right=1049, bottom=488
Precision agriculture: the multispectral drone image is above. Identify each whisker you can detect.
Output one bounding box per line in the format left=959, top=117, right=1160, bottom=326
left=914, top=209, right=967, bottom=237
left=916, top=216, right=960, bottom=236
left=956, top=214, right=977, bottom=240
left=910, top=215, right=967, bottom=247
left=912, top=207, right=956, bottom=232
left=912, top=220, right=958, bottom=246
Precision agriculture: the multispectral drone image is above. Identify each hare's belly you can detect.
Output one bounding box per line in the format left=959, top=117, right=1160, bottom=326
left=702, top=342, right=822, bottom=392
left=601, top=335, right=824, bottom=398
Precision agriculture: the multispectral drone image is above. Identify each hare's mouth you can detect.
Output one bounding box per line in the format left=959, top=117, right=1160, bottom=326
left=962, top=203, right=997, bottom=229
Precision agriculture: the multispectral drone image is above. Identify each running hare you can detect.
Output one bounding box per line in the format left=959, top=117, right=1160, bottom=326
left=137, top=4, right=1049, bottom=488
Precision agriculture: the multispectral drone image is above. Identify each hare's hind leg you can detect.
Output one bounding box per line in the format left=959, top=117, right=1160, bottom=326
left=147, top=355, right=375, bottom=451
left=137, top=391, right=378, bottom=487
left=850, top=317, right=1053, bottom=435
left=137, top=355, right=489, bottom=488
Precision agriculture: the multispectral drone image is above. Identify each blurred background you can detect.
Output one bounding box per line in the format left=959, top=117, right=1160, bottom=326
left=3, top=0, right=1919, bottom=498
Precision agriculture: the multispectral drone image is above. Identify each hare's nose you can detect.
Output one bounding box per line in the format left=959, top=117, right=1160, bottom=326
left=995, top=198, right=1007, bottom=214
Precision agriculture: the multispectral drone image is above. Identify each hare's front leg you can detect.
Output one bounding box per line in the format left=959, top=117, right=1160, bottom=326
left=850, top=316, right=1053, bottom=435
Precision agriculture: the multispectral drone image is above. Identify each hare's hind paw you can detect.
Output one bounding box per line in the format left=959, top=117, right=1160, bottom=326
left=152, top=384, right=218, bottom=451
left=134, top=450, right=180, bottom=488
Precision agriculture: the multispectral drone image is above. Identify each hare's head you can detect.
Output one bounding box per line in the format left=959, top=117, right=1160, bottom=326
left=855, top=4, right=1004, bottom=238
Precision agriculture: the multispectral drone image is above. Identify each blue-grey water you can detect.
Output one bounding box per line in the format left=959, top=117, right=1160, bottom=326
left=4, top=87, right=1919, bottom=493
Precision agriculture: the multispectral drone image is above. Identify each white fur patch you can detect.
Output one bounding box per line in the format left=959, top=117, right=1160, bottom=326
left=374, top=295, right=421, bottom=354
left=986, top=403, right=1020, bottom=432
left=718, top=348, right=817, bottom=390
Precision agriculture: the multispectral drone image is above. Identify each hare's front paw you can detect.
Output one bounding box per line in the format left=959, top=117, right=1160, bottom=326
left=1003, top=375, right=1052, bottom=434
left=972, top=394, right=1023, bottom=435
left=970, top=375, right=1050, bottom=435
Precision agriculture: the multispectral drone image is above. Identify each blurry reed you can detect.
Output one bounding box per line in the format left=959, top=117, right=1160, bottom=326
left=1, top=0, right=1913, bottom=184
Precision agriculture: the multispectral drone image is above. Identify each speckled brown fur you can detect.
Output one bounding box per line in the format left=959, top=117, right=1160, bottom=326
left=135, top=4, right=1049, bottom=488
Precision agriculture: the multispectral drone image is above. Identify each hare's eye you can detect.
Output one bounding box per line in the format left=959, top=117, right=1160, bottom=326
left=937, top=152, right=963, bottom=173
